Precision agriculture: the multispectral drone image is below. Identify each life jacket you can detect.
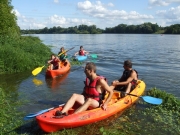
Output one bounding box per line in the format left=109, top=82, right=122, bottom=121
left=58, top=51, right=66, bottom=60
left=79, top=50, right=85, bottom=55
left=51, top=58, right=59, bottom=67
left=83, top=76, right=106, bottom=102
left=119, top=69, right=138, bottom=82
left=116, top=69, right=138, bottom=92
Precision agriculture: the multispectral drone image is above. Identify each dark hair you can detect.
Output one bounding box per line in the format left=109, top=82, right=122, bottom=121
left=85, top=62, right=96, bottom=73
left=80, top=46, right=83, bottom=49
left=124, top=60, right=132, bottom=68
left=51, top=54, right=55, bottom=57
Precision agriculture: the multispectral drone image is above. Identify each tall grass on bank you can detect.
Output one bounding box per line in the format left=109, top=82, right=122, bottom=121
left=0, top=36, right=52, bottom=74
left=0, top=88, right=24, bottom=134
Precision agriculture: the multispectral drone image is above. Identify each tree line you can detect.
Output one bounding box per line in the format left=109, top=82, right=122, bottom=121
left=21, top=23, right=180, bottom=34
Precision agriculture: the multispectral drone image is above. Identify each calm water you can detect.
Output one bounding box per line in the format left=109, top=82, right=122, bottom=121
left=1, top=34, right=180, bottom=114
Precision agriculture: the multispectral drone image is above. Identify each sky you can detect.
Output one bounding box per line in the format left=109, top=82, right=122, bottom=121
left=11, top=0, right=180, bottom=30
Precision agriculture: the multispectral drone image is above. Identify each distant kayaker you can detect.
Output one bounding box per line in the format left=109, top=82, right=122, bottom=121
left=74, top=46, right=89, bottom=56
left=58, top=47, right=67, bottom=61
left=110, top=60, right=138, bottom=97
left=47, top=54, right=61, bottom=70
left=55, top=62, right=113, bottom=117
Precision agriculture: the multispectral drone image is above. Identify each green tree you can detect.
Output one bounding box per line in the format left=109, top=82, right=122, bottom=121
left=0, top=0, right=20, bottom=44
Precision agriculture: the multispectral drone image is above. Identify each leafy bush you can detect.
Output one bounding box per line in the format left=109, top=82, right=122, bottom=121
left=0, top=36, right=52, bottom=73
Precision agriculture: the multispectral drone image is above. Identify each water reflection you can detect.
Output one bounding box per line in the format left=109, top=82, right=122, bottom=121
left=45, top=71, right=70, bottom=90
left=32, top=78, right=43, bottom=86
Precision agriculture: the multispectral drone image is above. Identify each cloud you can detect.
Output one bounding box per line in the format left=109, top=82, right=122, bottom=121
left=77, top=1, right=154, bottom=20
left=49, top=15, right=66, bottom=25
left=107, top=3, right=114, bottom=7
left=13, top=1, right=179, bottom=30
left=12, top=9, right=21, bottom=17
left=156, top=6, right=180, bottom=25
left=54, top=0, right=59, bottom=3
left=48, top=14, right=93, bottom=28
left=148, top=0, right=180, bottom=7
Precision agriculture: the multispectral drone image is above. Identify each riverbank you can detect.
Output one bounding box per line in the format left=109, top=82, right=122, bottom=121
left=1, top=87, right=179, bottom=135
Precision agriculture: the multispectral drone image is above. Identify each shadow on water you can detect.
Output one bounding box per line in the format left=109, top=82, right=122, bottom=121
left=14, top=120, right=46, bottom=135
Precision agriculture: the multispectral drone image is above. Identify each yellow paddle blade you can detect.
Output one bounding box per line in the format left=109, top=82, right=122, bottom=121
left=32, top=65, right=45, bottom=76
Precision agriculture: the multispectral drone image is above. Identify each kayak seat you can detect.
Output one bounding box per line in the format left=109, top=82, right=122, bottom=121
left=104, top=92, right=120, bottom=99
left=64, top=62, right=67, bottom=66
left=104, top=92, right=120, bottom=105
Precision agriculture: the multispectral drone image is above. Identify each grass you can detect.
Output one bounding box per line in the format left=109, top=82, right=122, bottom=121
left=0, top=36, right=52, bottom=74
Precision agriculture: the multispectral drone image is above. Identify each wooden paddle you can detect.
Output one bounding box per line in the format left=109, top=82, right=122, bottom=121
left=32, top=47, right=75, bottom=76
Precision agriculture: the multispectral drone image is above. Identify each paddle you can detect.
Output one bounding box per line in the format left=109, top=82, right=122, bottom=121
left=90, top=54, right=97, bottom=59
left=32, top=65, right=45, bottom=76
left=32, top=47, right=75, bottom=76
left=58, top=47, right=75, bottom=56
left=24, top=103, right=65, bottom=120
left=124, top=92, right=163, bottom=105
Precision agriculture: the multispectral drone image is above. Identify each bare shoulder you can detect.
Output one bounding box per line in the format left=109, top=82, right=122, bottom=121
left=97, top=78, right=108, bottom=86
left=131, top=70, right=138, bottom=79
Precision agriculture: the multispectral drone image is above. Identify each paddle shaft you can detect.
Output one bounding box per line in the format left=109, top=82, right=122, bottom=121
left=125, top=93, right=139, bottom=97
left=58, top=47, right=75, bottom=56
left=24, top=103, right=65, bottom=119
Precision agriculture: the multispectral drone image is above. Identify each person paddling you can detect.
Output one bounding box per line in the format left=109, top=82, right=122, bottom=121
left=47, top=54, right=61, bottom=70
left=74, top=46, right=88, bottom=56
left=58, top=47, right=67, bottom=61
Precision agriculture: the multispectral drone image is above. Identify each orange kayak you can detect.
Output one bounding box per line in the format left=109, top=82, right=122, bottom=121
left=46, top=60, right=71, bottom=78
left=36, top=80, right=146, bottom=133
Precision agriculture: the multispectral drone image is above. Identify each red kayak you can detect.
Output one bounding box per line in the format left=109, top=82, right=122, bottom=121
left=36, top=80, right=146, bottom=133
left=46, top=60, right=71, bottom=78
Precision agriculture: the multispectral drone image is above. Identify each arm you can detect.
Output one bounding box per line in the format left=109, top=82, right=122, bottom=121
left=47, top=59, right=53, bottom=64
left=84, top=50, right=89, bottom=55
left=64, top=51, right=67, bottom=56
left=74, top=51, right=78, bottom=56
left=99, top=79, right=113, bottom=110
left=112, top=71, right=136, bottom=86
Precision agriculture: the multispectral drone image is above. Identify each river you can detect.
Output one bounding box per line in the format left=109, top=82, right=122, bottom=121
left=1, top=34, right=180, bottom=114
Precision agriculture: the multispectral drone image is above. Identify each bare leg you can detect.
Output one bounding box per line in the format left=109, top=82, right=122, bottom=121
left=50, top=64, right=53, bottom=70
left=74, top=98, right=99, bottom=114
left=61, top=93, right=85, bottom=113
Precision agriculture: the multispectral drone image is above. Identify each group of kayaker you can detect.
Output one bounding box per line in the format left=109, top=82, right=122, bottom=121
left=47, top=46, right=88, bottom=70
left=47, top=47, right=67, bottom=70
left=54, top=60, right=138, bottom=118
